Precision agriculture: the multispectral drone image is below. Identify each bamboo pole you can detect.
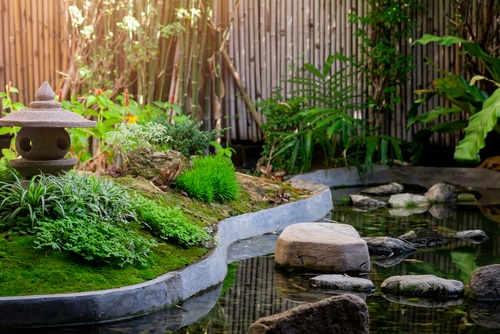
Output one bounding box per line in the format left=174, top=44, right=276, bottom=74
left=221, top=48, right=262, bottom=130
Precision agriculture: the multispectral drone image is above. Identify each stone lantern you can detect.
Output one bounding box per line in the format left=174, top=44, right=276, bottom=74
left=0, top=81, right=96, bottom=178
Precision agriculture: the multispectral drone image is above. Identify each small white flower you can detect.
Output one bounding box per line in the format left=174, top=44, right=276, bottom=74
left=80, top=25, right=94, bottom=39
left=68, top=5, right=84, bottom=27
left=117, top=15, right=141, bottom=32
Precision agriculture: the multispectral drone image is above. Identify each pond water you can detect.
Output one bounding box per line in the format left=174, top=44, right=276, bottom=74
left=169, top=185, right=500, bottom=333
left=10, top=185, right=500, bottom=333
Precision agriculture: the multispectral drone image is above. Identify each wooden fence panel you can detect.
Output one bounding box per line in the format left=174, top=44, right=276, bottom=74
left=1, top=0, right=497, bottom=148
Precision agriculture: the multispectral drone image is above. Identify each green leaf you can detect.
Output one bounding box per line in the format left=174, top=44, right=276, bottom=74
left=1, top=149, right=16, bottom=160
left=454, top=88, right=500, bottom=163
left=411, top=34, right=467, bottom=47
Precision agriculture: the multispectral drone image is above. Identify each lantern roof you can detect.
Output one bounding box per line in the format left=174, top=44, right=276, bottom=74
left=0, top=81, right=96, bottom=128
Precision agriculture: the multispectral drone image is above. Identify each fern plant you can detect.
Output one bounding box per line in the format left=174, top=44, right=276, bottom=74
left=263, top=54, right=405, bottom=174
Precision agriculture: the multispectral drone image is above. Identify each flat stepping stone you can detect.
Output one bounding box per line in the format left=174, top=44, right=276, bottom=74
left=361, top=182, right=404, bottom=195
left=310, top=274, right=374, bottom=293
left=381, top=274, right=463, bottom=298
left=275, top=223, right=370, bottom=273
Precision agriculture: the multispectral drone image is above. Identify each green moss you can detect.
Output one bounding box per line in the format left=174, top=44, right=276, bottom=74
left=0, top=174, right=308, bottom=296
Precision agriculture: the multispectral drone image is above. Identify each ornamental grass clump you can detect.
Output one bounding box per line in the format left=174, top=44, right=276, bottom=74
left=175, top=155, right=239, bottom=202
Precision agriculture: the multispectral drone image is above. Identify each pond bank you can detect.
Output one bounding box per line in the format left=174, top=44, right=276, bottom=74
left=0, top=179, right=332, bottom=329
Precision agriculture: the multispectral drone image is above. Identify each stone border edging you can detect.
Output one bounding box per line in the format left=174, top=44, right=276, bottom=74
left=291, top=165, right=500, bottom=188
left=0, top=180, right=332, bottom=329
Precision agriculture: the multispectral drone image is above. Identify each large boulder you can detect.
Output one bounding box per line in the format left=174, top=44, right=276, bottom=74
left=469, top=264, right=500, bottom=300
left=381, top=275, right=464, bottom=298
left=127, top=148, right=189, bottom=180
left=247, top=294, right=369, bottom=334
left=275, top=223, right=370, bottom=273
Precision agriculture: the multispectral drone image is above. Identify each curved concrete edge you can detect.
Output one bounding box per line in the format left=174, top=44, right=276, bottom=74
left=0, top=180, right=332, bottom=329
left=290, top=165, right=500, bottom=189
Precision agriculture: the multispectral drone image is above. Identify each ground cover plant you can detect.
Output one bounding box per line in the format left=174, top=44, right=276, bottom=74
left=0, top=157, right=306, bottom=296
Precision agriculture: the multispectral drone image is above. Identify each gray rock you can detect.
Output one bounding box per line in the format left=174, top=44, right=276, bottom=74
left=469, top=300, right=500, bottom=329
left=310, top=274, right=374, bottom=293
left=470, top=264, right=500, bottom=300
left=425, top=182, right=458, bottom=202
left=381, top=275, right=464, bottom=298
left=247, top=294, right=369, bottom=334
left=127, top=148, right=189, bottom=180
left=363, top=236, right=416, bottom=256
left=349, top=194, right=386, bottom=207
left=360, top=182, right=404, bottom=195
left=388, top=193, right=429, bottom=208
left=454, top=230, right=489, bottom=244
left=275, top=223, right=370, bottom=273
left=398, top=227, right=447, bottom=248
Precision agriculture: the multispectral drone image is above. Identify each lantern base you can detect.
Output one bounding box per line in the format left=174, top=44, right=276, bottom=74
left=10, top=158, right=78, bottom=178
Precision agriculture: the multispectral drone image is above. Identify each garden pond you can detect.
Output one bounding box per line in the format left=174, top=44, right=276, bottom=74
left=8, top=183, right=500, bottom=333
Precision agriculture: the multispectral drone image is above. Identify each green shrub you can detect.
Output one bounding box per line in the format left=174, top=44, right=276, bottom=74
left=135, top=196, right=210, bottom=248
left=175, top=155, right=239, bottom=202
left=156, top=115, right=225, bottom=157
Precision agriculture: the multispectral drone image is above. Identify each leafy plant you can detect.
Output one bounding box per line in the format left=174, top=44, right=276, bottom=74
left=175, top=155, right=239, bottom=202
left=210, top=141, right=236, bottom=158
left=409, top=34, right=500, bottom=164
left=33, top=216, right=155, bottom=267
left=156, top=115, right=226, bottom=157
left=261, top=54, right=405, bottom=174
left=104, top=123, right=172, bottom=154
left=349, top=0, right=422, bottom=122
left=135, top=196, right=210, bottom=248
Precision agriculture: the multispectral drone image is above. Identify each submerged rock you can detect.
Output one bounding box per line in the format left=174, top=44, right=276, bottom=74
left=310, top=274, right=374, bottom=293
left=469, top=300, right=500, bottom=329
left=470, top=264, right=500, bottom=300
left=381, top=275, right=464, bottom=298
left=399, top=227, right=447, bottom=248
left=360, top=182, right=404, bottom=195
left=275, top=223, right=370, bottom=273
left=363, top=236, right=416, bottom=256
left=349, top=194, right=386, bottom=207
left=247, top=294, right=369, bottom=334
left=425, top=182, right=458, bottom=203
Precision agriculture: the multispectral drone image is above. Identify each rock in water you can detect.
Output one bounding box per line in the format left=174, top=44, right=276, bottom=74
left=425, top=182, right=458, bottom=203
left=361, top=182, right=404, bottom=195
left=469, top=264, right=500, bottom=300
left=247, top=294, right=369, bottom=334
left=381, top=275, right=464, bottom=298
left=310, top=274, right=374, bottom=293
left=363, top=236, right=416, bottom=256
left=275, top=223, right=370, bottom=273
left=399, top=227, right=447, bottom=248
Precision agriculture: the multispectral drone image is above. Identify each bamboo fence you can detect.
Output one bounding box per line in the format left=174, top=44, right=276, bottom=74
left=0, top=0, right=498, bottom=146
